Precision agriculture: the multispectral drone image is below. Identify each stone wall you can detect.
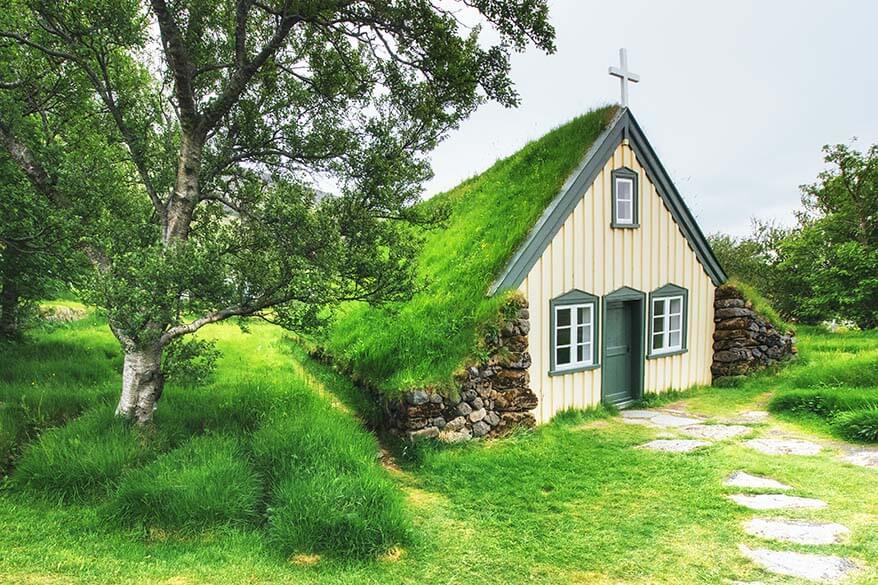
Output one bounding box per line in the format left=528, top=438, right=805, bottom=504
left=712, top=284, right=796, bottom=378
left=385, top=297, right=537, bottom=443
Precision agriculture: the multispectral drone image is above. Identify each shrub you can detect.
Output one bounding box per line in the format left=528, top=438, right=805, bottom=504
left=108, top=434, right=262, bottom=531
left=10, top=408, right=161, bottom=501
left=832, top=409, right=878, bottom=443
left=267, top=467, right=410, bottom=559
left=769, top=389, right=878, bottom=419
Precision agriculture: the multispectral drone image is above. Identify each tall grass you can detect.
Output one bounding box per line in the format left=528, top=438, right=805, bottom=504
left=10, top=408, right=163, bottom=501
left=108, top=434, right=262, bottom=531
left=252, top=389, right=411, bottom=558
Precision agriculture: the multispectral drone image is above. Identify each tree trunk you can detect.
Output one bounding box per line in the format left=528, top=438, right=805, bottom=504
left=115, top=344, right=165, bottom=425
left=0, top=264, right=19, bottom=339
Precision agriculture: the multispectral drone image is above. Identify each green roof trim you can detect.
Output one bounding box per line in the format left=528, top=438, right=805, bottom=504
left=489, top=108, right=728, bottom=294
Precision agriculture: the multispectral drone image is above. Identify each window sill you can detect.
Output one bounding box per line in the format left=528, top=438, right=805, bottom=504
left=611, top=222, right=640, bottom=229
left=549, top=363, right=600, bottom=376
left=647, top=348, right=688, bottom=360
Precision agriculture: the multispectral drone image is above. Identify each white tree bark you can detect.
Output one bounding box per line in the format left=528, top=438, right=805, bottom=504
left=115, top=344, right=165, bottom=425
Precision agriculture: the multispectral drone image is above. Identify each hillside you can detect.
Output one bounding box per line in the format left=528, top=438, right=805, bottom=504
left=320, top=105, right=618, bottom=395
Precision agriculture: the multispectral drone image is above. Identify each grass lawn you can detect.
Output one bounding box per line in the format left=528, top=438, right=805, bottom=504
left=1, top=317, right=877, bottom=583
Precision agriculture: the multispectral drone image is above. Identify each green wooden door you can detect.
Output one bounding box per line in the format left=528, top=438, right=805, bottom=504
left=603, top=300, right=637, bottom=405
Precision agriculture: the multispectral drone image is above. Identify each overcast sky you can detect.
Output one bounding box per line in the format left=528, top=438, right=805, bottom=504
left=423, top=0, right=878, bottom=236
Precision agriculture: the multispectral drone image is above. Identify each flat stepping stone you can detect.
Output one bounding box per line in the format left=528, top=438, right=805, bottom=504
left=745, top=518, right=850, bottom=545
left=620, top=409, right=658, bottom=419
left=739, top=545, right=857, bottom=582
left=745, top=438, right=822, bottom=456
left=649, top=414, right=702, bottom=427
left=682, top=424, right=750, bottom=440
left=641, top=439, right=711, bottom=453
left=845, top=450, right=878, bottom=469
left=729, top=494, right=827, bottom=510
left=724, top=471, right=792, bottom=490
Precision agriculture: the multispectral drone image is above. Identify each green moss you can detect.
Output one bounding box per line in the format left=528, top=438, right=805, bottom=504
left=322, top=106, right=617, bottom=395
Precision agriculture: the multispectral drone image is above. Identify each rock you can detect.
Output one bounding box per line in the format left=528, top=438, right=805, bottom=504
left=737, top=411, right=769, bottom=423
left=485, top=411, right=500, bottom=426
left=469, top=408, right=486, bottom=423
left=407, top=390, right=430, bottom=405
left=408, top=426, right=439, bottom=442
left=620, top=409, right=658, bottom=419
left=471, top=396, right=484, bottom=410
left=444, top=416, right=467, bottom=432
left=715, top=298, right=746, bottom=309
left=845, top=450, right=878, bottom=468
left=648, top=414, right=703, bottom=428
left=430, top=393, right=444, bottom=404
left=715, top=307, right=755, bottom=319
left=456, top=402, right=472, bottom=417
left=431, top=417, right=447, bottom=429
left=739, top=545, right=857, bottom=582
left=461, top=389, right=477, bottom=402
left=438, top=428, right=472, bottom=444
left=714, top=349, right=752, bottom=363
left=744, top=518, right=850, bottom=545
left=744, top=438, right=822, bottom=456
left=471, top=420, right=490, bottom=437
left=640, top=439, right=711, bottom=453
left=681, top=424, right=750, bottom=441
left=724, top=471, right=791, bottom=490
left=728, top=494, right=827, bottom=510
left=492, top=368, right=529, bottom=390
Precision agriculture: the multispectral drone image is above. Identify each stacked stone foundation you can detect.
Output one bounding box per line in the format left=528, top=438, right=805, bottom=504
left=712, top=284, right=796, bottom=378
left=385, top=297, right=537, bottom=443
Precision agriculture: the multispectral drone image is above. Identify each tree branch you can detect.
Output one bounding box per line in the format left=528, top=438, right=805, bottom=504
left=149, top=0, right=199, bottom=132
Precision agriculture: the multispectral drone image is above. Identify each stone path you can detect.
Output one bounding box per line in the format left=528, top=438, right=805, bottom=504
left=744, top=518, right=849, bottom=545
left=739, top=546, right=857, bottom=582
left=623, top=405, right=861, bottom=582
left=729, top=494, right=827, bottom=510
left=724, top=471, right=791, bottom=491
left=745, top=438, right=822, bottom=456
left=640, top=439, right=710, bottom=453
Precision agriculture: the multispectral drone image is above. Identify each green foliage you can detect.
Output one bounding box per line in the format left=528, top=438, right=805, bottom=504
left=769, top=388, right=878, bottom=418
left=108, top=434, right=262, bottom=531
left=832, top=408, right=878, bottom=443
left=162, top=337, right=221, bottom=386
left=10, top=408, right=162, bottom=501
left=710, top=142, right=878, bottom=329
left=322, top=107, right=617, bottom=394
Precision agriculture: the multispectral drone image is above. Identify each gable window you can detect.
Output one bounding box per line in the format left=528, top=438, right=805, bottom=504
left=611, top=167, right=639, bottom=228
left=550, top=290, right=600, bottom=375
left=648, top=284, right=689, bottom=358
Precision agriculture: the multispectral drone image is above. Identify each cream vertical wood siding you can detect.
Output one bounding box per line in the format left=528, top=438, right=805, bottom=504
left=518, top=140, right=716, bottom=424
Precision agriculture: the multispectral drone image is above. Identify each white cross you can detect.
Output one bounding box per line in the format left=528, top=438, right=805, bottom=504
left=608, top=48, right=640, bottom=108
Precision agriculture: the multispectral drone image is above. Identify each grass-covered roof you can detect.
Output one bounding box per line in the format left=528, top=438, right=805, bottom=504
left=321, top=105, right=618, bottom=395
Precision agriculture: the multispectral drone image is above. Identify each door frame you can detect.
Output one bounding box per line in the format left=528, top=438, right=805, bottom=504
left=601, top=286, right=646, bottom=407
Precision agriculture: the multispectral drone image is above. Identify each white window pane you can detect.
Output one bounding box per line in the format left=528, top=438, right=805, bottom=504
left=557, top=347, right=571, bottom=365
left=669, top=331, right=681, bottom=348
left=557, top=308, right=570, bottom=327
left=670, top=297, right=682, bottom=314
left=557, top=327, right=571, bottom=346
left=670, top=314, right=681, bottom=331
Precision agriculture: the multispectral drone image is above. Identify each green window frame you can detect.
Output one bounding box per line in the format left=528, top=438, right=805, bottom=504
left=549, top=289, right=600, bottom=376
left=648, top=283, right=689, bottom=358
left=611, top=167, right=639, bottom=228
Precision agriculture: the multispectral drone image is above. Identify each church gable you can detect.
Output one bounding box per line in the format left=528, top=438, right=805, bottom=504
left=489, top=108, right=726, bottom=295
